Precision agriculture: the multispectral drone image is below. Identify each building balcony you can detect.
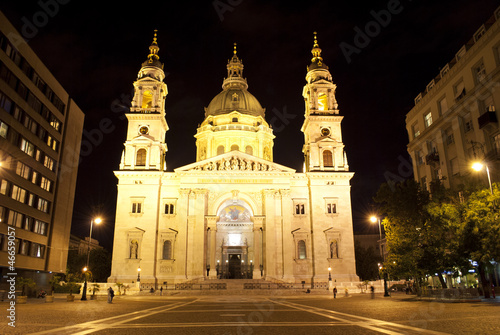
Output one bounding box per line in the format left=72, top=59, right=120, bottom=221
left=425, top=151, right=440, bottom=165
left=478, top=111, right=498, bottom=129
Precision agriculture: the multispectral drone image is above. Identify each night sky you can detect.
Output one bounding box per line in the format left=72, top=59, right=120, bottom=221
left=1, top=0, right=498, bottom=251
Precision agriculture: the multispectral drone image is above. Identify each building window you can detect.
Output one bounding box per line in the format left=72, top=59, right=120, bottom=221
left=131, top=202, right=142, bottom=214
left=445, top=128, right=455, bottom=145
left=37, top=198, right=49, bottom=213
left=323, top=150, right=333, bottom=167
left=162, top=240, right=172, bottom=260
left=43, top=156, right=54, bottom=171
left=30, top=243, right=45, bottom=258
left=245, top=146, right=253, bottom=155
left=412, top=122, right=420, bottom=139
left=11, top=185, right=26, bottom=203
left=438, top=97, right=448, bottom=115
left=318, top=92, right=327, bottom=111
left=424, top=112, right=433, bottom=128
left=450, top=158, right=459, bottom=176
left=164, top=203, right=175, bottom=215
left=136, top=148, right=147, bottom=166
left=0, top=121, right=8, bottom=138
left=20, top=138, right=34, bottom=157
left=326, top=201, right=337, bottom=214
left=297, top=240, right=306, bottom=259
left=33, top=220, right=47, bottom=235
left=16, top=161, right=31, bottom=180
left=142, top=90, right=153, bottom=109
left=420, top=176, right=427, bottom=191
left=40, top=176, right=51, bottom=192
left=230, top=144, right=239, bottom=151
left=416, top=150, right=424, bottom=165
left=493, top=134, right=500, bottom=155
left=454, top=80, right=466, bottom=101
left=217, top=145, right=224, bottom=155
left=464, top=118, right=473, bottom=133
left=294, top=200, right=306, bottom=215
left=474, top=62, right=486, bottom=83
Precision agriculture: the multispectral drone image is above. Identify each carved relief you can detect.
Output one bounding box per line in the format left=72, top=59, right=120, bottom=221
left=190, top=156, right=280, bottom=172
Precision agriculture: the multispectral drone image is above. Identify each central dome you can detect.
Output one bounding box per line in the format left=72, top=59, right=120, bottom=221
left=204, top=43, right=265, bottom=118
left=205, top=88, right=265, bottom=117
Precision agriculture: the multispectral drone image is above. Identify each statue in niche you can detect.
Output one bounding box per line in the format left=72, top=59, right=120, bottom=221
left=330, top=240, right=338, bottom=259
left=130, top=240, right=139, bottom=259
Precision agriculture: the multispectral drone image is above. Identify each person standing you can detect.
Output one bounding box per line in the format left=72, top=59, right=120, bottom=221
left=108, top=287, right=114, bottom=303
left=333, top=287, right=337, bottom=299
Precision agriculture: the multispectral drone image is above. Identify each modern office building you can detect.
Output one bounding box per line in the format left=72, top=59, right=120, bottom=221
left=0, top=11, right=84, bottom=286
left=108, top=33, right=359, bottom=287
left=406, top=6, right=500, bottom=191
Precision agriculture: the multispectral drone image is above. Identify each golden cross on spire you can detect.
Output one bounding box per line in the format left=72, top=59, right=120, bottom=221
left=311, top=31, right=323, bottom=65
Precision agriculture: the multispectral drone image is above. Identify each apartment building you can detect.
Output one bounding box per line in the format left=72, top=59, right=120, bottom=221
left=0, top=11, right=84, bottom=286
left=406, top=7, right=500, bottom=191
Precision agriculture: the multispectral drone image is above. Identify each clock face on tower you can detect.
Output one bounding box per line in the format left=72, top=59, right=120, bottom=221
left=139, top=126, right=149, bottom=135
left=321, top=127, right=330, bottom=136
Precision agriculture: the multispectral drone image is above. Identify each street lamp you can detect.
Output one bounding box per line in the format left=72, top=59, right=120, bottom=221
left=472, top=162, right=493, bottom=195
left=328, top=267, right=332, bottom=289
left=370, top=215, right=390, bottom=297
left=81, top=217, right=101, bottom=301
left=137, top=267, right=141, bottom=282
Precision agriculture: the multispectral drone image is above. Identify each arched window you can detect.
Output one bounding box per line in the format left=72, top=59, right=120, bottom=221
left=217, top=145, right=224, bottom=155
left=231, top=144, right=239, bottom=151
left=142, top=90, right=153, bottom=108
left=245, top=146, right=253, bottom=155
left=298, top=240, right=306, bottom=259
left=323, top=150, right=333, bottom=167
left=163, top=240, right=172, bottom=260
left=318, top=92, right=327, bottom=111
left=136, top=148, right=147, bottom=166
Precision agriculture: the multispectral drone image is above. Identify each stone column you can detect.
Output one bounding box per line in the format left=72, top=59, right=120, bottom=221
left=206, top=216, right=218, bottom=279
left=252, top=216, right=265, bottom=279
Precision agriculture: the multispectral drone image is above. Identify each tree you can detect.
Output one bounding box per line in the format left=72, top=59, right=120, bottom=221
left=16, top=277, right=36, bottom=297
left=374, top=179, right=430, bottom=289
left=354, top=241, right=381, bottom=281
left=457, top=184, right=500, bottom=298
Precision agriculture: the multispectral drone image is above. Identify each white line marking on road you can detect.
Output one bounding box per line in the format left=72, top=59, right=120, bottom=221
left=28, top=299, right=198, bottom=335
left=220, top=314, right=246, bottom=317
left=271, top=299, right=451, bottom=335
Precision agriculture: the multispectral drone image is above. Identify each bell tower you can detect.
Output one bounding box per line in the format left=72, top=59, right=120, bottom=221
left=120, top=31, right=169, bottom=171
left=301, top=32, right=348, bottom=172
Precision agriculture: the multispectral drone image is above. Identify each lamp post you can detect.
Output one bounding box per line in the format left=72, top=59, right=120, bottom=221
left=137, top=266, right=141, bottom=290
left=370, top=216, right=390, bottom=297
left=328, top=267, right=332, bottom=290
left=472, top=162, right=493, bottom=195
left=81, top=217, right=101, bottom=301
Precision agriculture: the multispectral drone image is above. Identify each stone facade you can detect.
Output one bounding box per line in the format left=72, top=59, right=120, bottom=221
left=109, top=32, right=359, bottom=286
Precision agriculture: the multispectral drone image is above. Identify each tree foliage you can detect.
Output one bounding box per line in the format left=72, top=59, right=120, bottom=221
left=374, top=179, right=499, bottom=294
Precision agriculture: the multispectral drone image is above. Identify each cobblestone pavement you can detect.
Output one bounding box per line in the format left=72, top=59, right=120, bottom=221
left=1, top=293, right=499, bottom=334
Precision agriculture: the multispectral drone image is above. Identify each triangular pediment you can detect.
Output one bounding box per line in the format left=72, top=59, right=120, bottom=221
left=174, top=151, right=295, bottom=173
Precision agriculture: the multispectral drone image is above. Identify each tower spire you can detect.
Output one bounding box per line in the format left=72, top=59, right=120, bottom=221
left=142, top=29, right=163, bottom=69
left=308, top=32, right=328, bottom=71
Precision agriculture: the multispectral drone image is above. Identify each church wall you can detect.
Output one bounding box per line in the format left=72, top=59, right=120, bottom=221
left=109, top=173, right=163, bottom=283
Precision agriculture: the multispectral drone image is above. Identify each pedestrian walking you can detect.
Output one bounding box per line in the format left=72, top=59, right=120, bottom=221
left=107, top=287, right=114, bottom=303
left=345, top=288, right=349, bottom=297
left=370, top=285, right=375, bottom=299
left=160, top=286, right=163, bottom=296
left=333, top=287, right=337, bottom=299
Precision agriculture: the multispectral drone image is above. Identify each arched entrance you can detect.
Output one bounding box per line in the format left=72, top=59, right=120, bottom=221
left=215, top=199, right=254, bottom=279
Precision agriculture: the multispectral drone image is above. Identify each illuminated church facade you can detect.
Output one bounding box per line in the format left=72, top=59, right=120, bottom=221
left=108, top=33, right=359, bottom=286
